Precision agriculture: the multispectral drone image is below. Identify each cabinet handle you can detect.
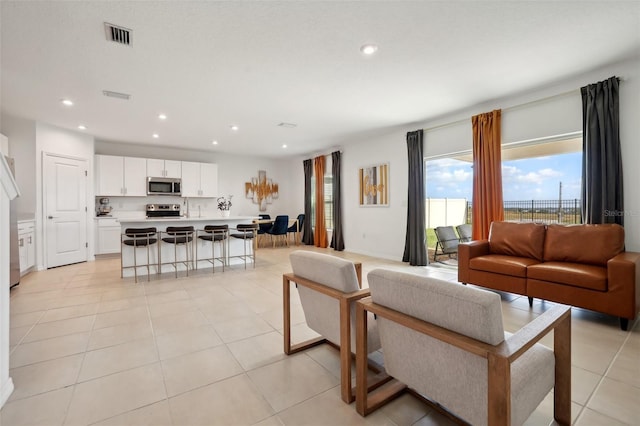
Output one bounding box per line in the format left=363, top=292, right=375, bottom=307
left=19, top=238, right=24, bottom=247
left=28, top=236, right=32, bottom=244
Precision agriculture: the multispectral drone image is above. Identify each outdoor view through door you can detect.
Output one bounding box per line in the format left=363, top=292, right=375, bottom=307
left=425, top=137, right=582, bottom=261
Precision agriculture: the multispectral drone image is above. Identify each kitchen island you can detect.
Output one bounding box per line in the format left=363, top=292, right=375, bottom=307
left=118, top=216, right=258, bottom=278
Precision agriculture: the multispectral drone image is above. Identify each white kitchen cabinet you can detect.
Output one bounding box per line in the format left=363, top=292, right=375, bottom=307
left=147, top=159, right=181, bottom=178
left=95, top=155, right=147, bottom=196
left=181, top=161, right=218, bottom=198
left=18, top=220, right=35, bottom=275
left=96, top=218, right=121, bottom=254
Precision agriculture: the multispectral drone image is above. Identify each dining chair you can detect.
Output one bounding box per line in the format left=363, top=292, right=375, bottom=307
left=287, top=213, right=304, bottom=245
left=257, top=214, right=271, bottom=247
left=267, top=215, right=289, bottom=247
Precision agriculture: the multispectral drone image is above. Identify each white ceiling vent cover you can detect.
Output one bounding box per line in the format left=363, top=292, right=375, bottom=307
left=104, top=23, right=131, bottom=46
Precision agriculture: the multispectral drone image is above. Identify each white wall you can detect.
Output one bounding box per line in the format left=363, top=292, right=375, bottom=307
left=290, top=56, right=640, bottom=260
left=0, top=113, right=36, bottom=215
left=36, top=122, right=95, bottom=268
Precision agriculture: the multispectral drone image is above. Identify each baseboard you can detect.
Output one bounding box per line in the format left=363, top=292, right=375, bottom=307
left=0, top=377, right=14, bottom=409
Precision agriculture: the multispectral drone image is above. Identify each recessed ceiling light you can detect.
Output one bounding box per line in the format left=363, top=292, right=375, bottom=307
left=230, top=125, right=239, bottom=131
left=61, top=99, right=73, bottom=106
left=158, top=113, right=167, bottom=120
left=282, top=144, right=287, bottom=148
left=152, top=133, right=159, bottom=139
left=212, top=140, right=218, bottom=145
left=77, top=125, right=87, bottom=130
left=360, top=44, right=378, bottom=55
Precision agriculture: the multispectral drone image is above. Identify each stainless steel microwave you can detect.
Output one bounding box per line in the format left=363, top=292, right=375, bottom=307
left=147, top=177, right=181, bottom=196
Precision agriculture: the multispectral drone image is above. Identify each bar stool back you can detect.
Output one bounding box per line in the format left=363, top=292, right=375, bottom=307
left=161, top=226, right=195, bottom=278
left=196, top=224, right=228, bottom=273
left=121, top=227, right=158, bottom=283
left=229, top=223, right=258, bottom=269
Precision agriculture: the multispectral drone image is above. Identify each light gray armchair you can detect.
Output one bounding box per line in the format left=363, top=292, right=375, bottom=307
left=283, top=251, right=383, bottom=403
left=356, top=268, right=571, bottom=426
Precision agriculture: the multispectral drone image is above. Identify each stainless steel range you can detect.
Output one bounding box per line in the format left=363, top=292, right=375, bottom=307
left=146, top=203, right=181, bottom=218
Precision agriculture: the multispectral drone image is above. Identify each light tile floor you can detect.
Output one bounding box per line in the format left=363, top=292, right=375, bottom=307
left=2, top=246, right=639, bottom=425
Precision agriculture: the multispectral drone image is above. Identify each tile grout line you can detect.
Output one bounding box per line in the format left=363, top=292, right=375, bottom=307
left=572, top=325, right=635, bottom=425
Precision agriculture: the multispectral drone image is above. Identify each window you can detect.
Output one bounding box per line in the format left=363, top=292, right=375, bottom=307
left=424, top=136, right=583, bottom=249
left=311, top=156, right=334, bottom=230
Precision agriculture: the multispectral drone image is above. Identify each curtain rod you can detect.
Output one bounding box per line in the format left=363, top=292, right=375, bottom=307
left=305, top=149, right=343, bottom=161
left=424, top=76, right=623, bottom=133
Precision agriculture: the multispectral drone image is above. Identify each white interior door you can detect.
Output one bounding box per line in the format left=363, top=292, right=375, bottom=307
left=44, top=154, right=88, bottom=268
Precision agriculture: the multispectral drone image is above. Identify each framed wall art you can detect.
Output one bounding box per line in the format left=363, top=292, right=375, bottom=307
left=359, top=163, right=389, bottom=207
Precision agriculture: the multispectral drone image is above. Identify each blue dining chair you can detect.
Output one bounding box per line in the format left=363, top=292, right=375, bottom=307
left=257, top=214, right=271, bottom=247
left=267, top=215, right=289, bottom=247
left=287, top=214, right=304, bottom=245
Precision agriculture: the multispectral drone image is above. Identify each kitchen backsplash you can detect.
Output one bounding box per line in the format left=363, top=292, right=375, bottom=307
left=95, top=196, right=218, bottom=218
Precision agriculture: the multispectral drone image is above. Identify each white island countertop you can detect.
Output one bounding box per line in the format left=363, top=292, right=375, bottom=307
left=118, top=216, right=259, bottom=225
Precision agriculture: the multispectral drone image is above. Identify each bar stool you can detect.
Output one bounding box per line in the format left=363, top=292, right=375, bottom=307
left=161, top=226, right=195, bottom=278
left=120, top=227, right=158, bottom=283
left=229, top=223, right=258, bottom=269
left=196, top=224, right=228, bottom=273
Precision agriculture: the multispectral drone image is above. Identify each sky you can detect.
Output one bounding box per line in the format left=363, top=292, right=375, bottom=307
left=426, top=151, right=582, bottom=201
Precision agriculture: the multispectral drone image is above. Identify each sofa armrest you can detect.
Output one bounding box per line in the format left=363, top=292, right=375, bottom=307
left=607, top=251, right=640, bottom=320
left=458, top=240, right=490, bottom=283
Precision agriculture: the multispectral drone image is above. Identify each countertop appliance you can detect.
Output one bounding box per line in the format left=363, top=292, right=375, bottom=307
left=146, top=203, right=181, bottom=218
left=97, top=197, right=112, bottom=216
left=147, top=177, right=181, bottom=196
left=5, top=155, right=20, bottom=288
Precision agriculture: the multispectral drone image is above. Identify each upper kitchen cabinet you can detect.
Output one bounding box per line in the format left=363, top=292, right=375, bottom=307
left=181, top=161, right=218, bottom=197
left=147, top=159, right=181, bottom=178
left=95, top=155, right=147, bottom=196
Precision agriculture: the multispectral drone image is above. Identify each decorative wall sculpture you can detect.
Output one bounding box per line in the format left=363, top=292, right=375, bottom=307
left=359, top=163, right=389, bottom=206
left=245, top=170, right=279, bottom=212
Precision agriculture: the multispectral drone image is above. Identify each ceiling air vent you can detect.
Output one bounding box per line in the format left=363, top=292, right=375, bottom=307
left=104, top=23, right=132, bottom=46
left=102, top=90, right=131, bottom=100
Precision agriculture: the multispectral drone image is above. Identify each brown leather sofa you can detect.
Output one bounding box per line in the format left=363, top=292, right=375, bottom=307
left=458, top=221, right=640, bottom=330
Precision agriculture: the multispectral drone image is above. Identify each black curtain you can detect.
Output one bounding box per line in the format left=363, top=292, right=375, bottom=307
left=402, top=130, right=428, bottom=266
left=302, top=159, right=315, bottom=244
left=330, top=151, right=344, bottom=251
left=581, top=76, right=624, bottom=225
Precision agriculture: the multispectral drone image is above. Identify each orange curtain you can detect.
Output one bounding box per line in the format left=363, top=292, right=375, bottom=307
left=472, top=109, right=504, bottom=240
left=314, top=155, right=328, bottom=248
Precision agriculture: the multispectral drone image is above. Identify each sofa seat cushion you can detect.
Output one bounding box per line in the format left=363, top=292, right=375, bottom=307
left=469, top=254, right=540, bottom=278
left=527, top=261, right=607, bottom=291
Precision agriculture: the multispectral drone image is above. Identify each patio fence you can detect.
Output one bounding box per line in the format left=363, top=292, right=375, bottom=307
left=465, top=199, right=581, bottom=225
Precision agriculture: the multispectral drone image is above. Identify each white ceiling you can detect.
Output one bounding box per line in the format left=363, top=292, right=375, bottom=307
left=1, top=1, right=639, bottom=158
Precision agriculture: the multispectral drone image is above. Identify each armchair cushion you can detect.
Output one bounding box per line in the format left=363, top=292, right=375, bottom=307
left=290, top=251, right=379, bottom=352
left=366, top=269, right=558, bottom=426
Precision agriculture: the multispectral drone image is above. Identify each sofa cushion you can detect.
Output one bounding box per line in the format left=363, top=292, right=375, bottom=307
left=543, top=224, right=624, bottom=266
left=489, top=222, right=546, bottom=261
left=527, top=261, right=607, bottom=291
left=469, top=254, right=540, bottom=278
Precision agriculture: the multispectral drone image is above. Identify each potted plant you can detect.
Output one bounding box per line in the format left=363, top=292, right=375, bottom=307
left=217, top=195, right=233, bottom=217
